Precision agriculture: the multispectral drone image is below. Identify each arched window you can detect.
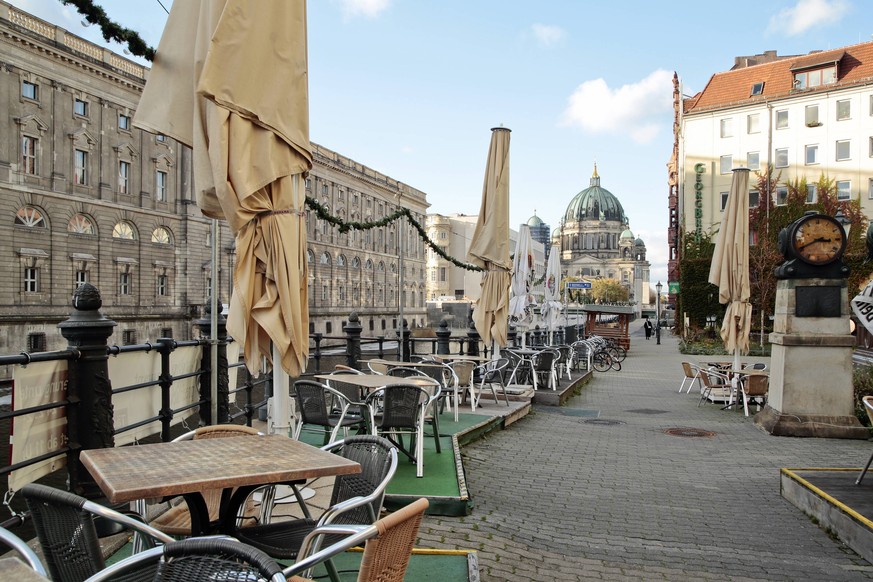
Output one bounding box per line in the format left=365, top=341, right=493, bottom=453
left=337, top=254, right=346, bottom=267
left=112, top=221, right=137, bottom=240
left=307, top=249, right=314, bottom=263
left=151, top=226, right=172, bottom=245
left=378, top=261, right=385, bottom=272
left=320, top=252, right=331, bottom=265
left=68, top=214, right=95, bottom=235
left=15, top=206, right=46, bottom=228
left=351, top=256, right=360, bottom=269
left=365, top=259, right=373, bottom=270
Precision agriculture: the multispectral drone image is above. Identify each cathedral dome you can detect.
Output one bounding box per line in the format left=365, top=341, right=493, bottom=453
left=563, top=165, right=626, bottom=224
left=527, top=213, right=544, bottom=227
left=620, top=228, right=634, bottom=240
left=634, top=237, right=645, bottom=246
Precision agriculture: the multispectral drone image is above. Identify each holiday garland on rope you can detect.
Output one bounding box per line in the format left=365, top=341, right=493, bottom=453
left=60, top=0, right=156, bottom=61
left=68, top=1, right=488, bottom=273
left=304, top=197, right=484, bottom=272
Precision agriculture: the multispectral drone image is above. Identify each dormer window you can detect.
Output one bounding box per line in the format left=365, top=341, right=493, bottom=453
left=793, top=65, right=836, bottom=89
left=750, top=82, right=764, bottom=96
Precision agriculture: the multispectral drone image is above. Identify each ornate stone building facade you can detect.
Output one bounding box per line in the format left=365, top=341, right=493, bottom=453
left=555, top=167, right=651, bottom=314
left=0, top=2, right=428, bottom=363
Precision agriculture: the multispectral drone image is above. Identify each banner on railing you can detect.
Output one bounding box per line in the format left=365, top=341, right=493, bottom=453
left=9, top=360, right=69, bottom=491
left=110, top=346, right=201, bottom=446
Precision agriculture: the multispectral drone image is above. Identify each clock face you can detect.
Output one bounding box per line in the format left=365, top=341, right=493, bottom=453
left=791, top=215, right=845, bottom=265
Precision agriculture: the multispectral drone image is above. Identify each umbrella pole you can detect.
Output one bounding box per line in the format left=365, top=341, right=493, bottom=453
left=270, top=345, right=292, bottom=436
left=210, top=219, right=219, bottom=425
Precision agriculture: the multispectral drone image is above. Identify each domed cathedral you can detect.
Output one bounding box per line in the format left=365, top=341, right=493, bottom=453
left=554, top=165, right=651, bottom=315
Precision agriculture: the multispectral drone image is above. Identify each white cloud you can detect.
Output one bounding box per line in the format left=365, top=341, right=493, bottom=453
left=339, top=0, right=391, bottom=19
left=767, top=0, right=850, bottom=36
left=560, top=69, right=673, bottom=145
left=531, top=23, right=566, bottom=47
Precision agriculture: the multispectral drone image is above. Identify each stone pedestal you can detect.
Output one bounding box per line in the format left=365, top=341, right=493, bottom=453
left=755, top=278, right=866, bottom=438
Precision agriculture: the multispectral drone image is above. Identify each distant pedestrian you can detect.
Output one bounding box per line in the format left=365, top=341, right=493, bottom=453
left=644, top=317, right=653, bottom=340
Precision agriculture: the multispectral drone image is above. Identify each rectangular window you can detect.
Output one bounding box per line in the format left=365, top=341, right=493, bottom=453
left=747, top=151, right=760, bottom=170
left=869, top=178, right=873, bottom=200
left=74, top=149, right=88, bottom=185
left=747, top=114, right=760, bottom=134
left=430, top=270, right=435, bottom=282
left=750, top=82, right=764, bottom=96
left=775, top=148, right=788, bottom=168
left=156, top=134, right=166, bottom=142
left=22, top=81, right=38, bottom=100
left=160, top=327, right=173, bottom=339
left=836, top=140, right=851, bottom=161
left=776, top=110, right=788, bottom=129
left=805, top=105, right=820, bottom=126
left=719, top=155, right=732, bottom=174
left=806, top=184, right=817, bottom=204
left=870, top=95, right=873, bottom=116
left=156, top=170, right=167, bottom=202
left=805, top=144, right=819, bottom=165
left=119, top=114, right=130, bottom=130
left=75, top=270, right=88, bottom=290
left=27, top=332, right=47, bottom=353
left=749, top=191, right=760, bottom=208
left=119, top=161, right=130, bottom=194
left=720, top=191, right=729, bottom=211
left=837, top=180, right=851, bottom=200
left=439, top=267, right=446, bottom=282
left=74, top=98, right=88, bottom=117
left=21, top=136, right=37, bottom=175
left=776, top=187, right=788, bottom=206
left=119, top=272, right=131, bottom=295
left=322, top=286, right=328, bottom=301
left=122, top=330, right=137, bottom=345
left=157, top=275, right=168, bottom=296
left=870, top=136, right=873, bottom=157
left=720, top=118, right=733, bottom=138
left=837, top=99, right=851, bottom=120
left=24, top=267, right=38, bottom=292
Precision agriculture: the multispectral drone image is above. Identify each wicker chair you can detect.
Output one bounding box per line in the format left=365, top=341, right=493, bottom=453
left=22, top=483, right=174, bottom=582
left=0, top=524, right=48, bottom=576
left=230, top=435, right=398, bottom=575
left=448, top=360, right=476, bottom=411
left=294, top=380, right=368, bottom=445
left=366, top=383, right=440, bottom=477
left=285, top=497, right=429, bottom=582
left=741, top=374, right=769, bottom=416
left=679, top=362, right=703, bottom=394
left=83, top=537, right=286, bottom=582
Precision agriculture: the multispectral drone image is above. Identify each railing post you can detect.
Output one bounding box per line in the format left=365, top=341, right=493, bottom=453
left=156, top=338, right=175, bottom=441
left=376, top=336, right=385, bottom=359
left=532, top=326, right=543, bottom=347
left=312, top=333, right=323, bottom=373
left=344, top=312, right=363, bottom=370
left=400, top=320, right=412, bottom=362
left=57, top=284, right=117, bottom=498
left=466, top=325, right=481, bottom=357
left=196, top=303, right=229, bottom=426
left=436, top=320, right=451, bottom=355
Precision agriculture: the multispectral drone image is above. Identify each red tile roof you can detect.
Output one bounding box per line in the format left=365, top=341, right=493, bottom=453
left=686, top=41, right=873, bottom=114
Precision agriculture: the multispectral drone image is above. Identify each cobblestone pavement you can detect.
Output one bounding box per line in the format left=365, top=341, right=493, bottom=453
left=419, top=324, right=873, bottom=581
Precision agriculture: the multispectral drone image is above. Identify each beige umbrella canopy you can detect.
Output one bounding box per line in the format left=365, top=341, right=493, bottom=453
left=467, top=127, right=512, bottom=348
left=708, top=168, right=752, bottom=361
left=135, top=0, right=312, bottom=380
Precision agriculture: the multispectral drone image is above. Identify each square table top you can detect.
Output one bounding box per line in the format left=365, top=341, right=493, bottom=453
left=313, top=373, right=437, bottom=390
left=80, top=435, right=360, bottom=504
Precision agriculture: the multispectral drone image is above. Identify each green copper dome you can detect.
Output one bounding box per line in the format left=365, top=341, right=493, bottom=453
left=527, top=213, right=545, bottom=227
left=563, top=165, right=626, bottom=224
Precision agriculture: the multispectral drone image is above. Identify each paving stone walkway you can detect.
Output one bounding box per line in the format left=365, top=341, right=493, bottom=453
left=419, top=323, right=873, bottom=581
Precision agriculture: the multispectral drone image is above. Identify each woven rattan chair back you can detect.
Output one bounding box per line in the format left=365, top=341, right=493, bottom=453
left=379, top=384, right=429, bottom=430
left=328, top=436, right=396, bottom=526
left=356, top=497, right=428, bottom=582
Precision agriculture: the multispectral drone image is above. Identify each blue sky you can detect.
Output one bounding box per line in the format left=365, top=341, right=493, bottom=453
left=11, top=0, right=873, bottom=286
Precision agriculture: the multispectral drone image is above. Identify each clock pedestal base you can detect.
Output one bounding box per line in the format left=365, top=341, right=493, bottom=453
left=754, top=279, right=866, bottom=439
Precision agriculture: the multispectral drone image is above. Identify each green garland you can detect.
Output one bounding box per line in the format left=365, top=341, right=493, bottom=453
left=59, top=0, right=156, bottom=61
left=305, top=197, right=484, bottom=272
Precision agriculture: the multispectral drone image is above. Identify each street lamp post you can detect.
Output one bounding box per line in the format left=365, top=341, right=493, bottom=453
left=655, top=281, right=662, bottom=345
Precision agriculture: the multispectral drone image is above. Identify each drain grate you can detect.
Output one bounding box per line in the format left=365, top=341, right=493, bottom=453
left=625, top=408, right=668, bottom=415
left=583, top=419, right=624, bottom=426
left=664, top=427, right=716, bottom=438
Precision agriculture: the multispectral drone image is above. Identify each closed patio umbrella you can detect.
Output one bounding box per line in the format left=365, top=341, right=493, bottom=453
left=708, top=168, right=752, bottom=370
left=509, top=224, right=534, bottom=343
left=135, top=0, right=311, bottom=435
left=541, top=244, right=563, bottom=344
left=467, top=127, right=512, bottom=351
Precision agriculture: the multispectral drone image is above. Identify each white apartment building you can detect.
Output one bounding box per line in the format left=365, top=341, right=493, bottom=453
left=679, top=42, right=873, bottom=238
